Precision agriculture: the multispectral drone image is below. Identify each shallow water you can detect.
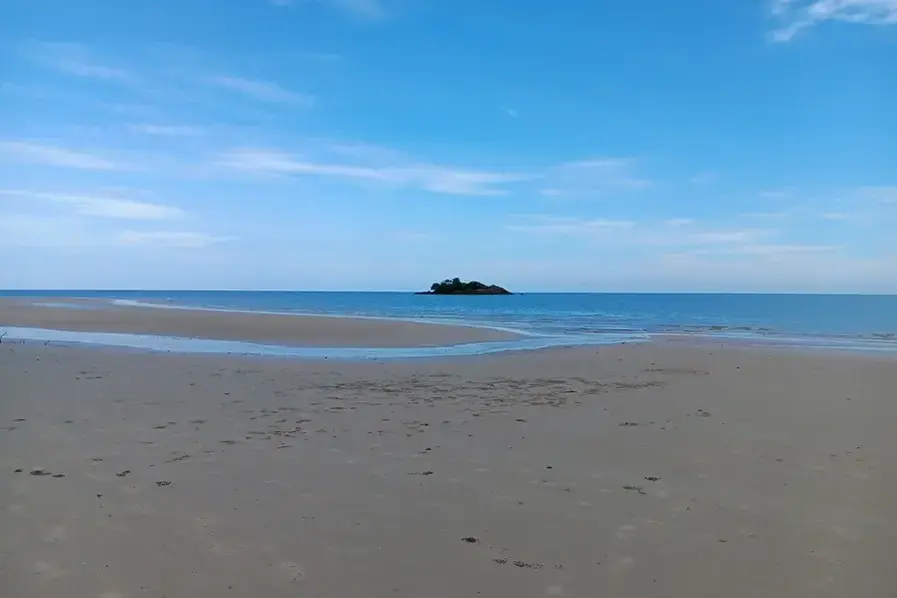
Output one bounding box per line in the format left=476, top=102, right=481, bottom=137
left=3, top=290, right=896, bottom=357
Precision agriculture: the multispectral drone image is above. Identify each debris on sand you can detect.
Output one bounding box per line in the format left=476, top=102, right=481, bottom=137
left=116, top=469, right=131, bottom=477
left=29, top=468, right=51, bottom=476
left=156, top=480, right=172, bottom=487
left=461, top=536, right=479, bottom=543
left=622, top=485, right=647, bottom=495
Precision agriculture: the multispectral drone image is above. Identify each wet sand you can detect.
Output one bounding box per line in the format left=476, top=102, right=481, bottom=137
left=2, top=342, right=896, bottom=597
left=0, top=298, right=519, bottom=347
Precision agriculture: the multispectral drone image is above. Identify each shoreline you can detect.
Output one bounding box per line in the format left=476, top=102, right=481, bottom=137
left=1, top=297, right=895, bottom=359
left=0, top=298, right=521, bottom=349
left=4, top=326, right=897, bottom=362
left=106, top=297, right=535, bottom=338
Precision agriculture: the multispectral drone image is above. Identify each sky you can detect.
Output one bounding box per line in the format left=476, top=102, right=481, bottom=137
left=1, top=0, right=896, bottom=292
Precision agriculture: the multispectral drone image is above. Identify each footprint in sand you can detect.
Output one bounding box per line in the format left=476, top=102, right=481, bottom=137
left=43, top=526, right=68, bottom=542
left=611, top=556, right=636, bottom=573
left=32, top=560, right=65, bottom=578
left=615, top=524, right=637, bottom=540
left=278, top=562, right=305, bottom=582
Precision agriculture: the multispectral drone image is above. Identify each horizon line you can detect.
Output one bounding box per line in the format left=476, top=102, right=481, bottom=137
left=2, top=289, right=897, bottom=297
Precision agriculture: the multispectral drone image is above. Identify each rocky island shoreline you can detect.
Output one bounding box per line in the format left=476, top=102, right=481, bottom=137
left=416, top=278, right=512, bottom=295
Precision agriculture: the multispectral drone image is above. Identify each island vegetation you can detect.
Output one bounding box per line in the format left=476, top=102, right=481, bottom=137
left=417, top=278, right=512, bottom=295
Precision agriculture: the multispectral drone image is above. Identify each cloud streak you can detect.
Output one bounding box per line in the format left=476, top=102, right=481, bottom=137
left=26, top=41, right=132, bottom=81
left=209, top=76, right=314, bottom=105
left=506, top=214, right=776, bottom=248
left=116, top=231, right=233, bottom=248
left=0, top=190, right=185, bottom=220
left=220, top=147, right=531, bottom=196
left=547, top=158, right=652, bottom=196
left=505, top=215, right=636, bottom=234
left=128, top=124, right=204, bottom=137
left=770, top=0, right=897, bottom=41
left=856, top=186, right=897, bottom=203
left=0, top=141, right=120, bottom=170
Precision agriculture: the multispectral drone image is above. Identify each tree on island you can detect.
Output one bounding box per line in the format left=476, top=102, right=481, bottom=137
left=419, top=278, right=512, bottom=295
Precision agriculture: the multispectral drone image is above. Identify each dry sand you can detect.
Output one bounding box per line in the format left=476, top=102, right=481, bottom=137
left=2, top=341, right=896, bottom=597
left=0, top=298, right=518, bottom=347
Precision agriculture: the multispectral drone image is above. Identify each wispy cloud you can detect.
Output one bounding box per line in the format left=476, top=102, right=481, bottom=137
left=0, top=216, right=225, bottom=249
left=209, top=76, right=314, bottom=105
left=758, top=188, right=794, bottom=200
left=0, top=214, right=95, bottom=248
left=116, top=231, right=233, bottom=248
left=726, top=244, right=838, bottom=255
left=742, top=211, right=791, bottom=220
left=664, top=218, right=695, bottom=227
left=0, top=190, right=185, bottom=220
left=220, top=146, right=531, bottom=196
left=0, top=140, right=120, bottom=170
left=546, top=158, right=652, bottom=196
left=688, top=171, right=719, bottom=185
left=664, top=244, right=840, bottom=261
left=219, top=143, right=656, bottom=198
left=686, top=229, right=771, bottom=244
left=501, top=106, right=520, bottom=118
left=272, top=0, right=389, bottom=19
left=856, top=186, right=897, bottom=203
left=506, top=214, right=775, bottom=247
left=25, top=41, right=132, bottom=81
left=128, top=124, right=204, bottom=137
left=505, top=215, right=636, bottom=234
left=770, top=0, right=897, bottom=42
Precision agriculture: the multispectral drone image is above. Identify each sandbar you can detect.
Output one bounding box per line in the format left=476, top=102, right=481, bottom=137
left=0, top=298, right=519, bottom=347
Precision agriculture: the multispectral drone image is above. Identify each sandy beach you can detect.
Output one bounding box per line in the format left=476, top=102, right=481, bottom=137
left=0, top=299, right=518, bottom=347
left=2, top=336, right=896, bottom=597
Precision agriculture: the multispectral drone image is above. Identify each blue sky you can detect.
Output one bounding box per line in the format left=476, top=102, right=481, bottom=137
left=1, top=0, right=895, bottom=292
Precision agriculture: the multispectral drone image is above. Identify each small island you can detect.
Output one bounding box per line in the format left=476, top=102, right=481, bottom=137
left=416, top=278, right=513, bottom=295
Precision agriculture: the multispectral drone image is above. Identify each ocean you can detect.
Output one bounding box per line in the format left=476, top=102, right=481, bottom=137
left=2, top=290, right=897, bottom=356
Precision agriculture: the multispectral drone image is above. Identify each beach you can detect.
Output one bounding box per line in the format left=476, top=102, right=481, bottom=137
left=0, top=299, right=519, bottom=347
left=3, top=311, right=896, bottom=597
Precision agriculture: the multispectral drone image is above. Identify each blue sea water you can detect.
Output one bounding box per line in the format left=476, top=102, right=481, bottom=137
left=2, top=290, right=897, bottom=357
